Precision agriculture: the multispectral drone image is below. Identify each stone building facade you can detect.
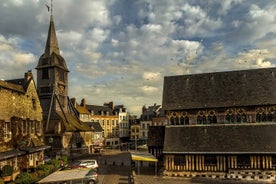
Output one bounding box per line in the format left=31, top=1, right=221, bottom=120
left=0, top=71, right=48, bottom=180
left=162, top=67, right=276, bottom=182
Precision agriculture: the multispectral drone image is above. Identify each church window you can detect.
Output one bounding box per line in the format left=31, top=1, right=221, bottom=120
left=204, top=155, right=217, bottom=166
left=261, top=112, right=267, bottom=122
left=256, top=113, right=261, bottom=122
left=267, top=113, right=273, bottom=122
left=42, top=68, right=49, bottom=79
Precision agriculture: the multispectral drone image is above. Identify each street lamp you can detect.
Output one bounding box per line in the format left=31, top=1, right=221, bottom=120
left=48, top=137, right=54, bottom=158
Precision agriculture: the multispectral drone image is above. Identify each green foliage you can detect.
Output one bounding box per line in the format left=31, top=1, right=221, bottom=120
left=14, top=172, right=34, bottom=184
left=60, top=156, right=68, bottom=166
left=48, top=159, right=60, bottom=170
left=36, top=164, right=52, bottom=176
left=1, top=165, right=13, bottom=177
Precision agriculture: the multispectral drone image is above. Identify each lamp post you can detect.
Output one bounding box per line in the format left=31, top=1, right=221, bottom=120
left=48, top=137, right=54, bottom=159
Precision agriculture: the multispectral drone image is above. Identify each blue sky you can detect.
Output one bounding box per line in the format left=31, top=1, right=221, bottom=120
left=0, top=0, right=276, bottom=115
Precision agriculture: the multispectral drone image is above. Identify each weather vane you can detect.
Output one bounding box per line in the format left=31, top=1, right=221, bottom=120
left=45, top=0, right=53, bottom=15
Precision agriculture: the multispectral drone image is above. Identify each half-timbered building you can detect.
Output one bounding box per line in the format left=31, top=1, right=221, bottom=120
left=162, top=67, right=276, bottom=181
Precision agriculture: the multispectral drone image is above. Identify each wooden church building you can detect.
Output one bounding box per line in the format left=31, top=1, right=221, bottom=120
left=162, top=67, right=276, bottom=181
left=36, top=13, right=93, bottom=158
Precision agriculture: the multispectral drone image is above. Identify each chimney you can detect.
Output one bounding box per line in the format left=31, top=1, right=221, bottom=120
left=142, top=105, right=147, bottom=113
left=81, top=98, right=86, bottom=107
left=25, top=70, right=33, bottom=81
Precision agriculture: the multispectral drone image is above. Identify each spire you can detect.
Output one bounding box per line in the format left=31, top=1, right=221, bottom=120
left=44, top=14, right=60, bottom=56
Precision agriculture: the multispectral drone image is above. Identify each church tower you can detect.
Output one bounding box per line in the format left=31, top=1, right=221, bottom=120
left=36, top=14, right=69, bottom=119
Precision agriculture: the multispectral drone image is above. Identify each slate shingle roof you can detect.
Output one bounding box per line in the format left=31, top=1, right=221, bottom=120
left=163, top=123, right=276, bottom=154
left=86, top=105, right=114, bottom=115
left=162, top=67, right=276, bottom=110
left=0, top=79, right=25, bottom=93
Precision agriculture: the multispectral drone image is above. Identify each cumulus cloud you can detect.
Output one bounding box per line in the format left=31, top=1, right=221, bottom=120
left=0, top=0, right=276, bottom=115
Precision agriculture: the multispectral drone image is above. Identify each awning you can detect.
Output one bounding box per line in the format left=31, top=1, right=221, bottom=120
left=131, top=151, right=158, bottom=162
left=0, top=149, right=25, bottom=161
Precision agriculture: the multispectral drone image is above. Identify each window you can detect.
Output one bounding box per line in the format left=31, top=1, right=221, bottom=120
left=35, top=121, right=41, bottom=134
left=4, top=122, right=12, bottom=139
left=30, top=121, right=35, bottom=134
left=42, top=68, right=49, bottom=79
left=22, top=120, right=27, bottom=134
left=32, top=98, right=37, bottom=110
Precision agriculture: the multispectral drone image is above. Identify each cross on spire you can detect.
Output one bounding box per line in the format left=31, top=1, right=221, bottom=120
left=45, top=0, right=53, bottom=15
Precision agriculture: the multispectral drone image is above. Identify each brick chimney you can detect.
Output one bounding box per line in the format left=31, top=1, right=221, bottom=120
left=24, top=70, right=33, bottom=81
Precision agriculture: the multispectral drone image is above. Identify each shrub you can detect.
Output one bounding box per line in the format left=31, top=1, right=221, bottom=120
left=1, top=165, right=13, bottom=177
left=14, top=172, right=34, bottom=184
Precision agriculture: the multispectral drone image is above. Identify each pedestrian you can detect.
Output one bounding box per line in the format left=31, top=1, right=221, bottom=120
left=60, top=159, right=65, bottom=169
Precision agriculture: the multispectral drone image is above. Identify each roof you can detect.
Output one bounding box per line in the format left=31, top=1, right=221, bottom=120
left=163, top=123, right=276, bottom=154
left=55, top=111, right=92, bottom=131
left=147, top=126, right=165, bottom=147
left=37, top=168, right=93, bottom=183
left=86, top=122, right=104, bottom=132
left=75, top=103, right=90, bottom=114
left=0, top=149, right=25, bottom=161
left=86, top=105, right=114, bottom=116
left=162, top=67, right=276, bottom=110
left=0, top=79, right=25, bottom=93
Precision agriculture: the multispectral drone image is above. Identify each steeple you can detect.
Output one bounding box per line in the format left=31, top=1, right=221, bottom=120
left=44, top=15, right=60, bottom=56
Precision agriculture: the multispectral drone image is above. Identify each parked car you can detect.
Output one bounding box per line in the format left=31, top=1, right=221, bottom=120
left=44, top=156, right=51, bottom=163
left=70, top=159, right=99, bottom=169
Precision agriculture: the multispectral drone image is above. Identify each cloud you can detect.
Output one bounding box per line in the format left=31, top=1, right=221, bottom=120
left=0, top=0, right=276, bottom=115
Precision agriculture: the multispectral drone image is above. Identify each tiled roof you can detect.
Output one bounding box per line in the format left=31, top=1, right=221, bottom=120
left=162, top=67, right=276, bottom=110
left=163, top=123, right=276, bottom=154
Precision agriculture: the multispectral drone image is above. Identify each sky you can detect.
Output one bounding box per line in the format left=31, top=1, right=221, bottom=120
left=0, top=0, right=276, bottom=116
